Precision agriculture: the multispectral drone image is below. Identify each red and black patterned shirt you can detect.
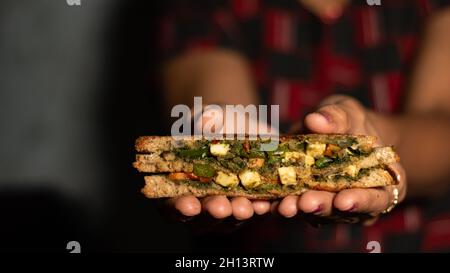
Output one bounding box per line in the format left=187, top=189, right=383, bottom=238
left=158, top=0, right=450, bottom=252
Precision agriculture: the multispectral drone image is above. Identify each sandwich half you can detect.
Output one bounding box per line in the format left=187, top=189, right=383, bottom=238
left=134, top=134, right=399, bottom=199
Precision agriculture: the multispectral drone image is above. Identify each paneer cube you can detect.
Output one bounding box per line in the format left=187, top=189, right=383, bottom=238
left=210, top=143, right=230, bottom=156
left=284, top=151, right=303, bottom=162
left=238, top=170, right=262, bottom=189
left=304, top=155, right=315, bottom=167
left=214, top=171, right=239, bottom=188
left=278, top=167, right=297, bottom=185
left=306, top=143, right=326, bottom=158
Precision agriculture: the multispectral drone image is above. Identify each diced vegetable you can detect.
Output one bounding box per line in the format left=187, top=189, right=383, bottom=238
left=248, top=158, right=265, bottom=168
left=199, top=177, right=211, bottom=183
left=243, top=141, right=250, bottom=152
left=324, top=144, right=341, bottom=157
left=315, top=157, right=334, bottom=168
left=168, top=172, right=189, bottom=180
left=186, top=172, right=199, bottom=180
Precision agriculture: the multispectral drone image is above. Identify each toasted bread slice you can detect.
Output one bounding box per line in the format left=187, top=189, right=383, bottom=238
left=135, top=134, right=377, bottom=153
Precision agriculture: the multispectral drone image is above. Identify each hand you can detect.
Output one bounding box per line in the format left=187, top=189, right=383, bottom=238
left=291, top=95, right=407, bottom=225
left=166, top=96, right=407, bottom=226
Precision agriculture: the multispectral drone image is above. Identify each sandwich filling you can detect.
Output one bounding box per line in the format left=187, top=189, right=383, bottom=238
left=134, top=135, right=398, bottom=192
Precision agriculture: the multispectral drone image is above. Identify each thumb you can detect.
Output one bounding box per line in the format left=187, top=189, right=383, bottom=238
left=304, top=104, right=351, bottom=134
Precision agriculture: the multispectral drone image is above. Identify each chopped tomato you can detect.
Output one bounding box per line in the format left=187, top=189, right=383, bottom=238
left=248, top=158, right=265, bottom=168
left=168, top=172, right=189, bottom=180
left=324, top=144, right=341, bottom=157
left=185, top=172, right=200, bottom=180
left=243, top=141, right=250, bottom=152
left=199, top=177, right=211, bottom=183
left=168, top=172, right=200, bottom=181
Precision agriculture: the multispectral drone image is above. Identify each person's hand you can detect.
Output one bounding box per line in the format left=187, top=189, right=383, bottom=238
left=165, top=96, right=406, bottom=227
left=290, top=95, right=407, bottom=225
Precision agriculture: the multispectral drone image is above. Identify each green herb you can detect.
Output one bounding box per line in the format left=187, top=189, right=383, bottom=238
left=335, top=138, right=357, bottom=148
left=267, top=155, right=281, bottom=165
left=193, top=163, right=216, bottom=177
left=176, top=146, right=209, bottom=159
left=287, top=141, right=305, bottom=152
left=249, top=149, right=265, bottom=158
left=229, top=142, right=244, bottom=156
left=315, top=157, right=334, bottom=168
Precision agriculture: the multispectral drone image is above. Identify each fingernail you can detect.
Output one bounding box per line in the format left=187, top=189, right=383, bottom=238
left=316, top=111, right=333, bottom=123
left=312, top=204, right=323, bottom=215
left=344, top=203, right=357, bottom=212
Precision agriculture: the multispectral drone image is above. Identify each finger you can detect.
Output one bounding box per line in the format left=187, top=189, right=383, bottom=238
left=333, top=188, right=389, bottom=215
left=231, top=197, right=254, bottom=220
left=252, top=200, right=271, bottom=215
left=304, top=104, right=350, bottom=134
left=297, top=190, right=335, bottom=216
left=388, top=162, right=407, bottom=201
left=270, top=200, right=281, bottom=215
left=278, top=196, right=299, bottom=218
left=170, top=196, right=202, bottom=217
left=201, top=195, right=232, bottom=219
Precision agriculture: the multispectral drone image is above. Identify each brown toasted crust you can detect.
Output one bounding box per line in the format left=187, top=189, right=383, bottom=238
left=135, top=134, right=377, bottom=153
left=141, top=168, right=394, bottom=199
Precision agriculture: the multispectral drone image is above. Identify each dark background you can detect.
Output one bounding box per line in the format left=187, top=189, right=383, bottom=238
left=2, top=0, right=450, bottom=253
left=0, top=0, right=194, bottom=252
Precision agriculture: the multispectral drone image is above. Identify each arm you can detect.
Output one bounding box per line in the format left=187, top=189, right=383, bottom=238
left=162, top=49, right=258, bottom=111
left=370, top=7, right=450, bottom=198
left=294, top=8, right=450, bottom=223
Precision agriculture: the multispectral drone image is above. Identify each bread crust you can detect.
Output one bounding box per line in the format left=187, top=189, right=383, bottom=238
left=135, top=134, right=377, bottom=153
